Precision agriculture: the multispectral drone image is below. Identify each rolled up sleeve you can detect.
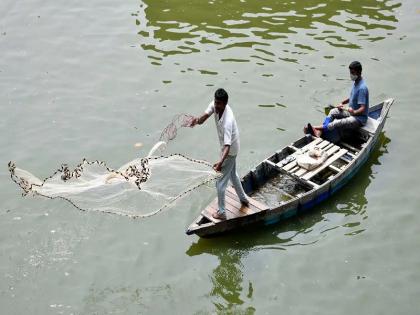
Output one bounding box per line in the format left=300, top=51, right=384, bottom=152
left=205, top=101, right=214, bottom=115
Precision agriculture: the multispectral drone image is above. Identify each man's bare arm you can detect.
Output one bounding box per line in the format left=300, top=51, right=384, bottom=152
left=191, top=113, right=210, bottom=126
left=337, top=98, right=349, bottom=109
left=214, top=145, right=230, bottom=172
left=197, top=113, right=210, bottom=125
left=349, top=104, right=366, bottom=116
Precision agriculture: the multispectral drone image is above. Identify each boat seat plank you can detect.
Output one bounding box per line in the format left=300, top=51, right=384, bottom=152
left=339, top=142, right=360, bottom=154
left=304, top=137, right=325, bottom=151
left=302, top=149, right=348, bottom=180
left=278, top=138, right=330, bottom=171
left=308, top=137, right=324, bottom=147
left=325, top=145, right=340, bottom=156
left=290, top=166, right=300, bottom=173
left=283, top=161, right=297, bottom=171
left=329, top=165, right=341, bottom=173
left=294, top=168, right=308, bottom=177
left=285, top=142, right=339, bottom=179
left=323, top=142, right=335, bottom=151
left=277, top=138, right=323, bottom=169
left=317, top=140, right=331, bottom=149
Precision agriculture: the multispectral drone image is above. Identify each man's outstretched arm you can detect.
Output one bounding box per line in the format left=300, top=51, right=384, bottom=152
left=191, top=113, right=210, bottom=126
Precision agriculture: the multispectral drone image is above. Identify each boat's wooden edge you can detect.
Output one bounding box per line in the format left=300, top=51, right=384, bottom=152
left=186, top=215, right=214, bottom=235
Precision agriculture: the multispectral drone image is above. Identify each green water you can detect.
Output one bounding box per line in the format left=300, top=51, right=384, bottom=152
left=1, top=0, right=420, bottom=314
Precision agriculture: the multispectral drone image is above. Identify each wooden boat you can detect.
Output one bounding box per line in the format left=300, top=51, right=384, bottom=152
left=186, top=99, right=394, bottom=237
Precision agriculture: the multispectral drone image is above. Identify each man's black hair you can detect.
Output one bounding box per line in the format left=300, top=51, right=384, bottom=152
left=214, top=88, right=228, bottom=104
left=349, top=61, right=362, bottom=73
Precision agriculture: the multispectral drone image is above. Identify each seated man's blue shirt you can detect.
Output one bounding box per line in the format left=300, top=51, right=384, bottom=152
left=349, top=78, right=369, bottom=125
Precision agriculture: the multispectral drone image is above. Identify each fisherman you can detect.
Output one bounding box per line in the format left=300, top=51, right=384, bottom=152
left=191, top=88, right=249, bottom=220
left=305, top=61, right=369, bottom=138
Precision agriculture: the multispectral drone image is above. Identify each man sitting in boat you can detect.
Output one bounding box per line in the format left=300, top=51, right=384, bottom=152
left=191, top=88, right=249, bottom=220
left=305, top=61, right=369, bottom=140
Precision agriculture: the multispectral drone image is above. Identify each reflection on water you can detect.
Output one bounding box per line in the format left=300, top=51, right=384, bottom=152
left=187, top=132, right=390, bottom=312
left=187, top=243, right=256, bottom=314
left=134, top=0, right=400, bottom=67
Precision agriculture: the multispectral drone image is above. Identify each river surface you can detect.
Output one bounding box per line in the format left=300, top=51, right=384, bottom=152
left=1, top=0, right=420, bottom=314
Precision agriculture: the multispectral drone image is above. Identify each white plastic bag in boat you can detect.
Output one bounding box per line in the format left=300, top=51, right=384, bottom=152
left=296, top=147, right=328, bottom=171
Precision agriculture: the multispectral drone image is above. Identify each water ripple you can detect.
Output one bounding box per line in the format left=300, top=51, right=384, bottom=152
left=135, top=0, right=401, bottom=67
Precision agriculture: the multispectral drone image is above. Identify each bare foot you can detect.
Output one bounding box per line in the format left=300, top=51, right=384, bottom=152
left=313, top=128, right=322, bottom=137
left=212, top=211, right=227, bottom=220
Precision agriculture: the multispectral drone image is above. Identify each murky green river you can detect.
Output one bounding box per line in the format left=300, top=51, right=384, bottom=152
left=1, top=0, right=420, bottom=313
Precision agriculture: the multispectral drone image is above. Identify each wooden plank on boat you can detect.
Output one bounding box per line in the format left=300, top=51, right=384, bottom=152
left=325, top=144, right=340, bottom=156
left=264, top=159, right=276, bottom=166
left=201, top=198, right=249, bottom=223
left=302, top=138, right=324, bottom=151
left=323, top=142, right=334, bottom=151
left=217, top=193, right=257, bottom=217
left=283, top=161, right=297, bottom=171
left=302, top=149, right=348, bottom=180
left=309, top=137, right=324, bottom=147
left=225, top=193, right=256, bottom=215
left=201, top=204, right=220, bottom=223
left=329, top=165, right=341, bottom=173
left=339, top=142, right=360, bottom=154
left=226, top=186, right=269, bottom=211
left=225, top=188, right=265, bottom=213
left=290, top=143, right=339, bottom=178
left=282, top=139, right=322, bottom=166
left=278, top=138, right=325, bottom=171
left=317, top=140, right=331, bottom=149
left=290, top=165, right=300, bottom=173
left=294, top=168, right=308, bottom=177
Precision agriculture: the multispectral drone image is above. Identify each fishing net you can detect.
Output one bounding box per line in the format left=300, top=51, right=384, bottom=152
left=159, top=114, right=195, bottom=143
left=8, top=114, right=219, bottom=218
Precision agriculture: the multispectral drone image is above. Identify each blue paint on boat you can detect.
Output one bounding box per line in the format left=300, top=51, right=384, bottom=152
left=282, top=207, right=297, bottom=219
left=264, top=216, right=280, bottom=225
left=301, top=191, right=330, bottom=211
left=264, top=207, right=297, bottom=225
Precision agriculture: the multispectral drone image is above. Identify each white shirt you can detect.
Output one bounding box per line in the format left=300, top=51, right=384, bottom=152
left=205, top=101, right=240, bottom=156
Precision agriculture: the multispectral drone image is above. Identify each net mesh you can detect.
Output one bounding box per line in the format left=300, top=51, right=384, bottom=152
left=159, top=114, right=195, bottom=143
left=8, top=114, right=219, bottom=218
